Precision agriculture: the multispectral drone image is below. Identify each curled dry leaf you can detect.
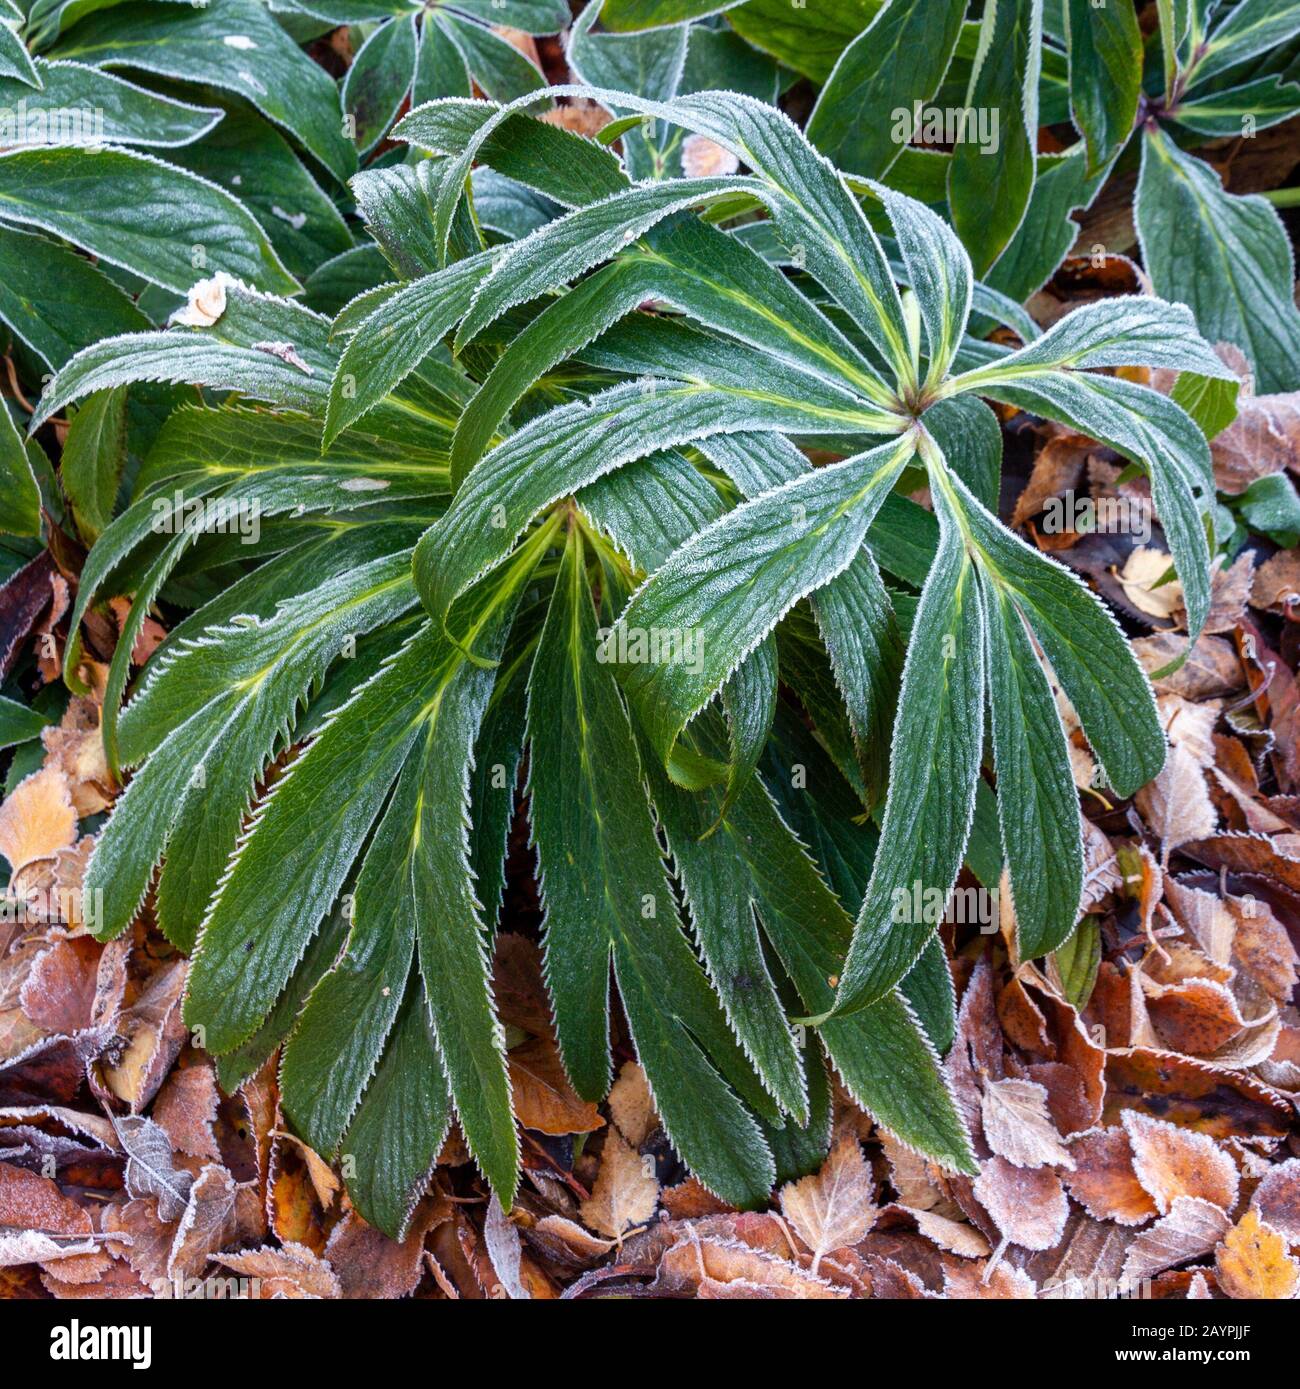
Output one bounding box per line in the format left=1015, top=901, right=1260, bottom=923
left=1121, top=1110, right=1239, bottom=1216
left=41, top=697, right=115, bottom=817
left=116, top=1114, right=192, bottom=1223
left=170, top=272, right=234, bottom=328
left=102, top=961, right=188, bottom=1110
left=1063, top=1126, right=1158, bottom=1227
left=651, top=1232, right=847, bottom=1299
left=272, top=1130, right=339, bottom=1212
left=483, top=1194, right=528, bottom=1301
left=1118, top=548, right=1183, bottom=621
left=211, top=1240, right=341, bottom=1299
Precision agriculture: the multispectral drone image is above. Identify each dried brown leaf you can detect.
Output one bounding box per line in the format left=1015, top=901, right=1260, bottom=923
left=578, top=1129, right=658, bottom=1240
left=1121, top=1110, right=1239, bottom=1215
left=779, top=1133, right=878, bottom=1271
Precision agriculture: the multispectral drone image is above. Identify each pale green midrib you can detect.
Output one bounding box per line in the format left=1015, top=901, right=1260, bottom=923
left=633, top=244, right=896, bottom=407
left=733, top=135, right=912, bottom=378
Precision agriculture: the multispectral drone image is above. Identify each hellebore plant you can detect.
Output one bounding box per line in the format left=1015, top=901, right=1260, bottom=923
left=32, top=85, right=1233, bottom=1235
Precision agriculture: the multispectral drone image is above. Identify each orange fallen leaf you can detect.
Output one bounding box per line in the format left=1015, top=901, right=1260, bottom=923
left=1214, top=1209, right=1300, bottom=1300
left=1121, top=1110, right=1239, bottom=1215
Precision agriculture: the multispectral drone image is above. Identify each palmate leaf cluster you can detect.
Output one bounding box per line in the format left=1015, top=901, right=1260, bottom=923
left=22, top=42, right=1241, bottom=1232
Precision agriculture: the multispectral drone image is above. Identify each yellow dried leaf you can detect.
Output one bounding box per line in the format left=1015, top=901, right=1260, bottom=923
left=579, top=1129, right=658, bottom=1240
left=0, top=766, right=76, bottom=877
left=1215, top=1209, right=1300, bottom=1299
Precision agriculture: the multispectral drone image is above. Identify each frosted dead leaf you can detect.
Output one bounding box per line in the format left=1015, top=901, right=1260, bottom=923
left=1121, top=1110, right=1239, bottom=1215
left=533, top=1213, right=616, bottom=1260
left=1250, top=1158, right=1300, bottom=1243
left=115, top=1113, right=192, bottom=1223
left=1062, top=1126, right=1158, bottom=1226
left=578, top=1128, right=658, bottom=1240
left=779, top=1132, right=878, bottom=1272
left=1122, top=1196, right=1230, bottom=1283
left=1135, top=742, right=1217, bottom=862
left=212, top=1240, right=341, bottom=1298
left=102, top=960, right=188, bottom=1110
left=903, top=1207, right=990, bottom=1258
left=152, top=1061, right=221, bottom=1161
left=0, top=766, right=76, bottom=879
left=1204, top=550, right=1254, bottom=634
left=607, top=1058, right=656, bottom=1146
left=1118, top=547, right=1183, bottom=621
left=973, top=1156, right=1069, bottom=1251
left=652, top=1232, right=846, bottom=1299
left=170, top=272, right=235, bottom=328
left=1252, top=547, right=1300, bottom=613
left=168, top=1163, right=238, bottom=1279
left=942, top=1257, right=1036, bottom=1298
left=1133, top=631, right=1242, bottom=700
left=681, top=134, right=739, bottom=178
left=980, top=1077, right=1074, bottom=1170
left=483, top=1193, right=527, bottom=1300
left=41, top=697, right=115, bottom=817
left=1079, top=813, right=1122, bottom=912
left=1214, top=1208, right=1300, bottom=1299
left=0, top=1160, right=107, bottom=1279
left=272, top=1130, right=339, bottom=1210
left=1157, top=692, right=1219, bottom=768
left=880, top=1131, right=945, bottom=1211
